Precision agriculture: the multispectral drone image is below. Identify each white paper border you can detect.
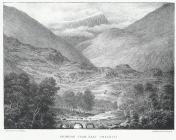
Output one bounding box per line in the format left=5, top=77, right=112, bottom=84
left=0, top=0, right=176, bottom=140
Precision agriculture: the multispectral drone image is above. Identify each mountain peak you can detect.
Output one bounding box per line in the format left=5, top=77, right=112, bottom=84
left=50, top=12, right=109, bottom=30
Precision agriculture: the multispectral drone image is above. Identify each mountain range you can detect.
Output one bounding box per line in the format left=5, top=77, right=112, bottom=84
left=3, top=3, right=174, bottom=81
left=78, top=3, right=174, bottom=72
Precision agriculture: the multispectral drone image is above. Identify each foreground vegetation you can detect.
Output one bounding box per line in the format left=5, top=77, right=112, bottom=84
left=115, top=82, right=174, bottom=129
left=4, top=71, right=174, bottom=129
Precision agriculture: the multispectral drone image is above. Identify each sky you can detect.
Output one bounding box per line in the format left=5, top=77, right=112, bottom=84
left=4, top=3, right=164, bottom=28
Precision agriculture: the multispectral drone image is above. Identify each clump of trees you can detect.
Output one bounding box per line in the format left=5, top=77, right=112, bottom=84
left=105, top=70, right=118, bottom=79
left=62, top=89, right=95, bottom=112
left=119, top=82, right=174, bottom=129
left=151, top=68, right=163, bottom=77
left=4, top=72, right=60, bottom=129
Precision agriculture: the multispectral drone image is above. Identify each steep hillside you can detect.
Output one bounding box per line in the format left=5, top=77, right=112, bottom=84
left=4, top=34, right=98, bottom=83
left=3, top=5, right=93, bottom=67
left=4, top=34, right=67, bottom=77
left=126, top=3, right=174, bottom=41
left=81, top=4, right=174, bottom=72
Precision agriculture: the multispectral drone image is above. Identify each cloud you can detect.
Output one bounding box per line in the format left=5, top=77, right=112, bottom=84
left=88, top=24, right=120, bottom=33
left=54, top=24, right=123, bottom=39
left=59, top=27, right=95, bottom=38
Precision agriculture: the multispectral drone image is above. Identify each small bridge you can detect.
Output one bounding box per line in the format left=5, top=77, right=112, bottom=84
left=61, top=119, right=96, bottom=129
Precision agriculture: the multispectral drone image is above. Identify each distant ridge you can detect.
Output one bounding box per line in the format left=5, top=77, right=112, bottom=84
left=50, top=12, right=109, bottom=30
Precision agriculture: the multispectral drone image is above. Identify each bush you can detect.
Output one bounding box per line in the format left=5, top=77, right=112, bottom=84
left=82, top=89, right=95, bottom=111
left=152, top=68, right=163, bottom=77
left=160, top=84, right=174, bottom=111
left=142, top=110, right=174, bottom=129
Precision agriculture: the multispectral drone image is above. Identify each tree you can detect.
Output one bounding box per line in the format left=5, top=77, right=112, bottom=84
left=4, top=73, right=31, bottom=128
left=4, top=73, right=59, bottom=129
left=134, top=84, right=144, bottom=97
left=144, top=83, right=154, bottom=92
left=112, top=101, right=118, bottom=110
left=160, top=84, right=174, bottom=111
left=144, top=82, right=159, bottom=110
left=82, top=90, right=95, bottom=111
left=63, top=91, right=77, bottom=109
left=32, top=77, right=59, bottom=128
left=75, top=92, right=84, bottom=109
left=129, top=111, right=139, bottom=128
